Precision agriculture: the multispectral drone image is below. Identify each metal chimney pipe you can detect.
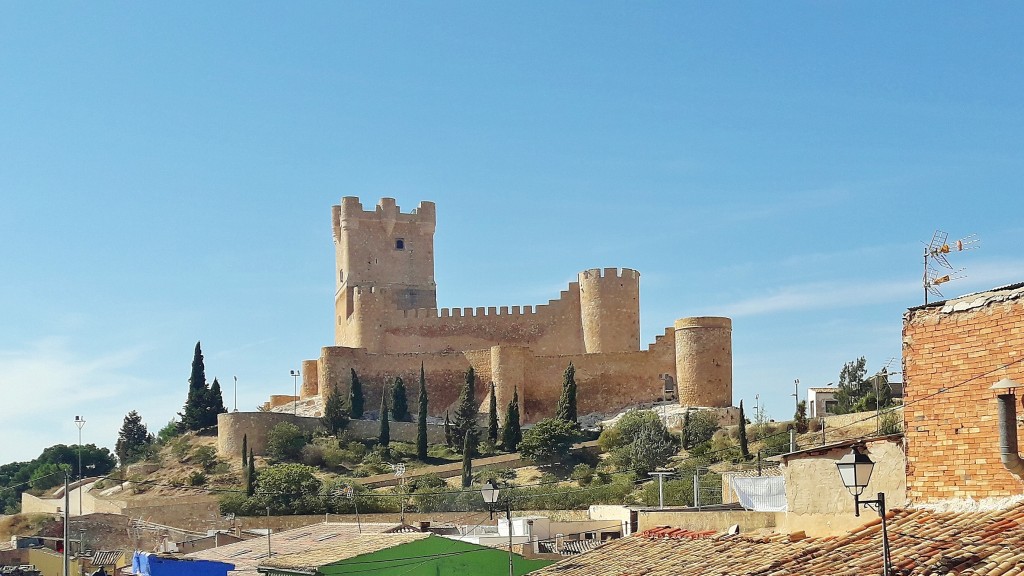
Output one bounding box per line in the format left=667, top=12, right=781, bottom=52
left=996, top=393, right=1024, bottom=476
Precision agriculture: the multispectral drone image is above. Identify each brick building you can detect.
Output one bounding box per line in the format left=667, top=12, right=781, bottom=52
left=902, top=282, right=1024, bottom=503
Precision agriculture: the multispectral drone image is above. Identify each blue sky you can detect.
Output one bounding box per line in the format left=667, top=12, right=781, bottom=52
left=2, top=3, right=1022, bottom=463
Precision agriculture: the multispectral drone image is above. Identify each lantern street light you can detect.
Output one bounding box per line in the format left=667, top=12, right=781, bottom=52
left=836, top=446, right=891, bottom=576
left=481, top=480, right=515, bottom=576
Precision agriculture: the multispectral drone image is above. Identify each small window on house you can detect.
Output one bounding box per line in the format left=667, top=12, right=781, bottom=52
left=395, top=238, right=405, bottom=250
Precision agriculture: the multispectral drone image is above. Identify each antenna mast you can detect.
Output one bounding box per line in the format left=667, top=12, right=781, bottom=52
left=922, top=230, right=978, bottom=305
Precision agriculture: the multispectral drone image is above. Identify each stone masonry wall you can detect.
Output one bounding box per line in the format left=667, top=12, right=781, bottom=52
left=903, top=284, right=1024, bottom=502
left=217, top=412, right=447, bottom=458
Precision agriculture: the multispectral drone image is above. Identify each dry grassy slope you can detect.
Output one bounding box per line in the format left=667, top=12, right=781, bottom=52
left=0, top=513, right=53, bottom=542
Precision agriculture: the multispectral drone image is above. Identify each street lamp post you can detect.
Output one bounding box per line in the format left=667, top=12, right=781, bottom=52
left=74, top=416, right=86, bottom=516
left=482, top=480, right=515, bottom=576
left=792, top=379, right=800, bottom=418
left=290, top=370, right=300, bottom=416
left=233, top=375, right=238, bottom=412
left=835, top=446, right=892, bottom=576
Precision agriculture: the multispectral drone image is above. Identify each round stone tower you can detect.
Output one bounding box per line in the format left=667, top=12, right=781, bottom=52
left=674, top=316, right=733, bottom=407
left=578, top=268, right=641, bottom=353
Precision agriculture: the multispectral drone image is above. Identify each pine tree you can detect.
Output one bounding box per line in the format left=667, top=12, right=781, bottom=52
left=349, top=369, right=365, bottom=419
left=555, top=362, right=578, bottom=425
left=181, top=341, right=209, bottom=431
left=444, top=411, right=453, bottom=448
left=241, top=434, right=248, bottom=467
left=115, top=410, right=152, bottom=465
left=417, top=363, right=429, bottom=461
left=738, top=401, right=750, bottom=460
left=378, top=386, right=390, bottom=450
left=321, top=382, right=349, bottom=436
left=452, top=367, right=479, bottom=453
left=391, top=377, right=411, bottom=422
left=487, top=381, right=499, bottom=444
left=245, top=448, right=256, bottom=497
left=501, top=386, right=522, bottom=452
left=461, top=431, right=473, bottom=488
left=206, top=377, right=227, bottom=427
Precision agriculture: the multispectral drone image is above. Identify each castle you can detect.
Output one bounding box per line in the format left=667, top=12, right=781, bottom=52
left=270, top=196, right=735, bottom=425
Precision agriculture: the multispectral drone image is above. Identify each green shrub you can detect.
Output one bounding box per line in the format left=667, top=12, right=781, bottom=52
left=170, top=437, right=191, bottom=463
left=267, top=423, right=307, bottom=461
left=878, top=410, right=902, bottom=435
left=192, top=445, right=219, bottom=472
left=571, top=463, right=595, bottom=486
left=157, top=419, right=181, bottom=444
left=520, top=418, right=578, bottom=464
left=301, top=444, right=325, bottom=467
left=186, top=470, right=207, bottom=486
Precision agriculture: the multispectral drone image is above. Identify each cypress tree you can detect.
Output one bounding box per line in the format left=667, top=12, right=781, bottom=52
left=417, top=363, right=429, bottom=461
left=181, top=341, right=209, bottom=431
left=682, top=409, right=691, bottom=450
left=555, top=362, right=578, bottom=425
left=461, top=431, right=473, bottom=488
left=246, top=448, right=256, bottom=497
left=349, top=369, right=365, bottom=419
left=206, top=377, right=227, bottom=427
left=501, top=386, right=522, bottom=452
left=391, top=376, right=411, bottom=422
left=487, top=382, right=499, bottom=444
left=452, top=367, right=479, bottom=452
left=241, top=434, right=248, bottom=467
left=378, top=386, right=390, bottom=449
left=444, top=411, right=453, bottom=448
left=738, top=400, right=750, bottom=460
left=321, top=382, right=349, bottom=437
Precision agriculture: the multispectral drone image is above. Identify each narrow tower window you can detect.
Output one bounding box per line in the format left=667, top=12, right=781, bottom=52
left=395, top=238, right=405, bottom=250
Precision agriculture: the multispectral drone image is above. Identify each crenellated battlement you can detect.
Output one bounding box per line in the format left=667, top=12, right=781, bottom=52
left=579, top=267, right=640, bottom=281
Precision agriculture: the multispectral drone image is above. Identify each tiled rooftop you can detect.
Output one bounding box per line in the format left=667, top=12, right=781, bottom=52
left=637, top=527, right=716, bottom=540
left=184, top=522, right=403, bottom=574
left=530, top=502, right=1024, bottom=575
left=258, top=532, right=430, bottom=572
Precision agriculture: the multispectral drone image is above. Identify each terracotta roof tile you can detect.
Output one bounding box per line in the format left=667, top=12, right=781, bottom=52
left=258, top=532, right=430, bottom=572
left=638, top=527, right=716, bottom=540
left=529, top=502, right=1024, bottom=576
left=184, top=522, right=402, bottom=574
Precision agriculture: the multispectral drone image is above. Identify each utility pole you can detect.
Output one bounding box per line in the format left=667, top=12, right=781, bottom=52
left=648, top=471, right=672, bottom=509
left=793, top=379, right=800, bottom=418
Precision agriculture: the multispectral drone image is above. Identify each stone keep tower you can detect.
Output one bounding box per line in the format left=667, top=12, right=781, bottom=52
left=674, top=316, right=732, bottom=407
left=333, top=197, right=437, bottom=347
left=578, top=268, right=641, bottom=353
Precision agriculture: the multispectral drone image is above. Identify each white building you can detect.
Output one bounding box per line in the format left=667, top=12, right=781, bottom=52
left=807, top=386, right=837, bottom=419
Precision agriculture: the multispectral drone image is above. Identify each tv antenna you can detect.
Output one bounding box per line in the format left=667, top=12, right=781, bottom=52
left=922, top=230, right=978, bottom=304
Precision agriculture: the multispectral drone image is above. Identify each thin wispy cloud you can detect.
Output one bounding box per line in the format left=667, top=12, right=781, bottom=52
left=0, top=338, right=169, bottom=459
left=716, top=279, right=918, bottom=318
